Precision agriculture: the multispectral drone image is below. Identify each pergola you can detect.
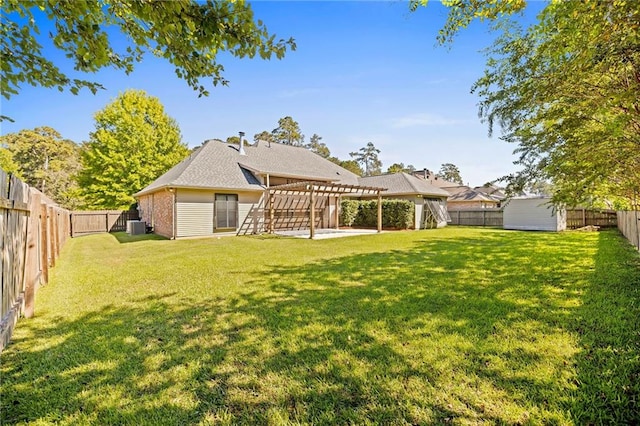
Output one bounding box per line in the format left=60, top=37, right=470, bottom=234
left=265, top=181, right=386, bottom=239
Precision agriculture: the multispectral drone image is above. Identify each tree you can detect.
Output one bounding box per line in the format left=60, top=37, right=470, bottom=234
left=386, top=163, right=416, bottom=174
left=526, top=180, right=554, bottom=197
left=0, top=127, right=83, bottom=208
left=78, top=90, right=189, bottom=209
left=331, top=158, right=363, bottom=176
left=410, top=0, right=527, bottom=44
left=350, top=142, right=382, bottom=176
left=1, top=1, right=295, bottom=106
left=0, top=145, right=19, bottom=176
left=437, top=163, right=463, bottom=184
left=306, top=133, right=331, bottom=158
left=271, top=116, right=305, bottom=146
left=253, top=130, right=273, bottom=144
left=472, top=1, right=640, bottom=207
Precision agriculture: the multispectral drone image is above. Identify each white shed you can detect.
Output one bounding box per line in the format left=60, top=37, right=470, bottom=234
left=503, top=197, right=566, bottom=231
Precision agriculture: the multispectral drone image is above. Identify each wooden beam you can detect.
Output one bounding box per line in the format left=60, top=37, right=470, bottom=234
left=0, top=198, right=30, bottom=212
left=268, top=180, right=386, bottom=195
left=335, top=196, right=340, bottom=229
left=377, top=190, right=382, bottom=233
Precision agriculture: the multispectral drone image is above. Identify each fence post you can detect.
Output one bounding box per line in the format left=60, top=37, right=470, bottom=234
left=48, top=206, right=56, bottom=267
left=54, top=210, right=60, bottom=259
left=23, top=191, right=41, bottom=318
left=457, top=210, right=460, bottom=225
left=40, top=204, right=48, bottom=285
left=483, top=210, right=487, bottom=226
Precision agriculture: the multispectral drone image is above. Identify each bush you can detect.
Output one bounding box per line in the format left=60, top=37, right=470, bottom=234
left=382, top=199, right=414, bottom=229
left=340, top=199, right=360, bottom=227
left=342, top=199, right=413, bottom=229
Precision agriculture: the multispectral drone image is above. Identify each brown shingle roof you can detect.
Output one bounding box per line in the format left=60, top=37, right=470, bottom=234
left=135, top=140, right=360, bottom=196
left=448, top=188, right=501, bottom=202
left=358, top=173, right=449, bottom=197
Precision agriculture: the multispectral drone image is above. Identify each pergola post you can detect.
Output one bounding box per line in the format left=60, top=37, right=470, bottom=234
left=377, top=190, right=382, bottom=233
left=265, top=181, right=386, bottom=237
left=268, top=189, right=274, bottom=234
left=309, top=185, right=315, bottom=239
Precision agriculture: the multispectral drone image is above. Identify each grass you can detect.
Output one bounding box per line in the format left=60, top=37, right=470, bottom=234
left=1, top=227, right=639, bottom=425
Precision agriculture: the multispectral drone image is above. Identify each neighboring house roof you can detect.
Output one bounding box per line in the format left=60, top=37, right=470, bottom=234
left=448, top=188, right=501, bottom=203
left=135, top=140, right=361, bottom=196
left=441, top=185, right=471, bottom=195
left=358, top=173, right=449, bottom=197
left=474, top=185, right=506, bottom=200
left=411, top=170, right=461, bottom=188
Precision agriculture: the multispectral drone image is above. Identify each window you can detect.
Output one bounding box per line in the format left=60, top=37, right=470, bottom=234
left=215, top=194, right=238, bottom=230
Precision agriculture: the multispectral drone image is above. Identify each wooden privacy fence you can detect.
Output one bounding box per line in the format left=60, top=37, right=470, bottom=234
left=566, top=209, right=618, bottom=229
left=617, top=210, right=640, bottom=250
left=449, top=209, right=504, bottom=227
left=1, top=169, right=69, bottom=351
left=70, top=210, right=139, bottom=237
left=448, top=208, right=618, bottom=229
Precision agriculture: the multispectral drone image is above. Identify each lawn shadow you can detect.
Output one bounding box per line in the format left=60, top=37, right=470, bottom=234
left=3, top=230, right=638, bottom=424
left=110, top=231, right=168, bottom=244
left=227, top=230, right=599, bottom=423
left=567, top=230, right=640, bottom=423
left=1, top=293, right=234, bottom=425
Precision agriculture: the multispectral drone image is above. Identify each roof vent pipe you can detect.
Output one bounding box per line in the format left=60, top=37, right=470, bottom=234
left=239, top=131, right=246, bottom=155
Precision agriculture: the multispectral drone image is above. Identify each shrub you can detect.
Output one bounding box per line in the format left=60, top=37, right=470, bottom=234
left=340, top=199, right=360, bottom=227
left=383, top=199, right=414, bottom=229
left=342, top=199, right=413, bottom=229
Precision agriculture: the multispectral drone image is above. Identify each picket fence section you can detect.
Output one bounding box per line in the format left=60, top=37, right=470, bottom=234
left=0, top=170, right=70, bottom=351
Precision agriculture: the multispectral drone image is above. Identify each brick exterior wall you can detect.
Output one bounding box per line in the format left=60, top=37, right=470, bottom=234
left=137, top=190, right=175, bottom=238
left=138, top=195, right=153, bottom=225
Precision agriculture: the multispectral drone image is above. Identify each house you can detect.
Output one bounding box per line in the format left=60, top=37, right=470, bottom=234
left=134, top=139, right=383, bottom=239
left=503, top=197, right=567, bottom=231
left=474, top=184, right=506, bottom=201
left=412, top=169, right=502, bottom=210
left=357, top=173, right=450, bottom=228
left=446, top=187, right=502, bottom=210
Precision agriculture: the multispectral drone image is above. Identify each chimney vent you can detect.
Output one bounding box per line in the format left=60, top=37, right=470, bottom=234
left=238, top=131, right=246, bottom=155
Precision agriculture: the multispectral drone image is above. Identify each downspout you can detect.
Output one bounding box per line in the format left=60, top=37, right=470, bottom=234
left=377, top=190, right=382, bottom=232
left=266, top=174, right=270, bottom=234
left=171, top=188, right=177, bottom=240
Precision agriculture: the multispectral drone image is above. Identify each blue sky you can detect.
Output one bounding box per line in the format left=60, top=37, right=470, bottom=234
left=1, top=1, right=544, bottom=186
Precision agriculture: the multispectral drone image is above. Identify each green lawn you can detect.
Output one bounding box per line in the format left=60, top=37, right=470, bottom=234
left=1, top=228, right=639, bottom=425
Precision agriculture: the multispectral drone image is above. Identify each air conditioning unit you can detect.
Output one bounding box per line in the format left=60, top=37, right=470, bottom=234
left=127, top=220, right=146, bottom=235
